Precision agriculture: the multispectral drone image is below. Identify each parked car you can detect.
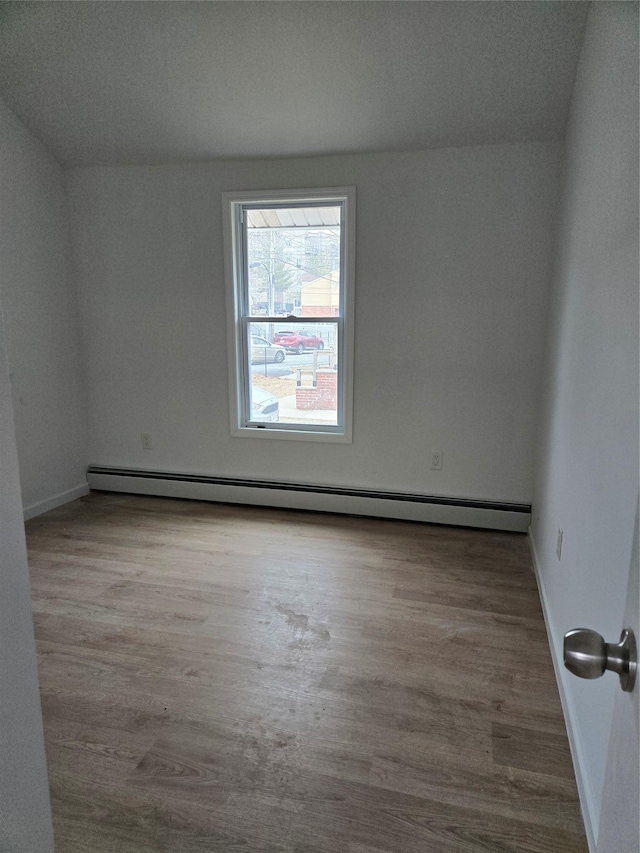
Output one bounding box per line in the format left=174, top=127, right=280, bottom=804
left=251, top=386, right=279, bottom=422
left=272, top=329, right=324, bottom=354
left=250, top=336, right=286, bottom=364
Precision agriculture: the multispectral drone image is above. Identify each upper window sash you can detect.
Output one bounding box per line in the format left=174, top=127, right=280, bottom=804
left=237, top=200, right=346, bottom=320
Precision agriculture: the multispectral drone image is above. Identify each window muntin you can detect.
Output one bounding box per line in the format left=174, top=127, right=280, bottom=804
left=224, top=188, right=354, bottom=441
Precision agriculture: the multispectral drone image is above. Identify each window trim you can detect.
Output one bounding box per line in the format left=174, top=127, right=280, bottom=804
left=222, top=187, right=355, bottom=443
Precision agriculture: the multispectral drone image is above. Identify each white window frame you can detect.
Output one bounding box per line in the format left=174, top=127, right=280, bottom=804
left=222, top=187, right=355, bottom=443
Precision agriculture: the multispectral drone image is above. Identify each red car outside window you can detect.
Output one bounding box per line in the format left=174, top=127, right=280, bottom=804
left=272, top=330, right=325, bottom=354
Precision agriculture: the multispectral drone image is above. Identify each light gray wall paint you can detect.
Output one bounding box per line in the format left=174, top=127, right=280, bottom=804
left=532, top=2, right=639, bottom=839
left=0, top=299, right=54, bottom=851
left=67, top=141, right=561, bottom=503
left=0, top=98, right=88, bottom=516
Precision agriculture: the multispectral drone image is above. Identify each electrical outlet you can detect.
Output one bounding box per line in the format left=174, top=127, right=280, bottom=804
left=556, top=528, right=563, bottom=560
left=430, top=451, right=443, bottom=470
left=141, top=433, right=153, bottom=450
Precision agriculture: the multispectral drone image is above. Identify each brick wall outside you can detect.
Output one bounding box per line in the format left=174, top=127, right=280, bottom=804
left=295, top=370, right=337, bottom=410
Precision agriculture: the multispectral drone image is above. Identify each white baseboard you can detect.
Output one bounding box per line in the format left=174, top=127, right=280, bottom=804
left=86, top=467, right=531, bottom=532
left=528, top=527, right=598, bottom=853
left=23, top=482, right=90, bottom=521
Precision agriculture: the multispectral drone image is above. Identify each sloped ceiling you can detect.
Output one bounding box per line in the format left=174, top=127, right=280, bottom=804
left=0, top=1, right=588, bottom=166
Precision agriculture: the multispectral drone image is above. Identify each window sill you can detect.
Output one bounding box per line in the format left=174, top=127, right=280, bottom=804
left=231, top=425, right=352, bottom=443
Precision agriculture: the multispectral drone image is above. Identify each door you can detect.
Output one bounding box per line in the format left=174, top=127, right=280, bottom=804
left=0, top=303, right=54, bottom=852
left=597, top=499, right=639, bottom=852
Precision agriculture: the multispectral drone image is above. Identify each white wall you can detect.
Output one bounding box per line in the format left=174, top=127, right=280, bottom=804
left=0, top=98, right=88, bottom=518
left=67, top=141, right=561, bottom=504
left=531, top=3, right=639, bottom=846
left=0, top=298, right=54, bottom=851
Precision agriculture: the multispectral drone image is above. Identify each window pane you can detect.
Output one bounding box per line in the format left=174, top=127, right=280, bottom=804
left=246, top=206, right=341, bottom=317
left=248, top=321, right=339, bottom=427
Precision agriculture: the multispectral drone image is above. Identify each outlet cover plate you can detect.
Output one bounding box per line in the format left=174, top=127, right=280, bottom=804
left=430, top=451, right=443, bottom=470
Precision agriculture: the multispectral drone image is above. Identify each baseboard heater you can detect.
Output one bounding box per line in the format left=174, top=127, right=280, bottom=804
left=86, top=466, right=531, bottom=532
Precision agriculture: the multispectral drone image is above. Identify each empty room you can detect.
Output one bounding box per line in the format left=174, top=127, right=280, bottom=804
left=0, top=2, right=637, bottom=852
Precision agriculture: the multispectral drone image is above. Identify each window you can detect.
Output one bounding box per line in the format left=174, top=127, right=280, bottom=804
left=223, top=188, right=355, bottom=442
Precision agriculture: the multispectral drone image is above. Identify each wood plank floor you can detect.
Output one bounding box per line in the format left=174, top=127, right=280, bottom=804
left=26, top=492, right=588, bottom=853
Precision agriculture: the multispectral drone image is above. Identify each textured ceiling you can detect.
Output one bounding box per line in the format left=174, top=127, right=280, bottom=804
left=0, top=1, right=589, bottom=167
